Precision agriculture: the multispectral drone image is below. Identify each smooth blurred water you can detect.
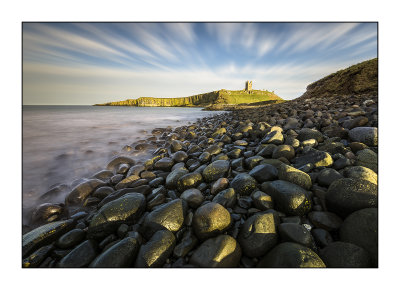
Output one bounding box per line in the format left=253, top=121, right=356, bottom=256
left=22, top=105, right=220, bottom=209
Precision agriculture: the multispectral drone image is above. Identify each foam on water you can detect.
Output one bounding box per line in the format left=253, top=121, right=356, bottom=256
left=22, top=105, right=220, bottom=218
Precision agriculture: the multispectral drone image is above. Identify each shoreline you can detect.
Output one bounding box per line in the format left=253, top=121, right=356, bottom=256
left=22, top=94, right=378, bottom=268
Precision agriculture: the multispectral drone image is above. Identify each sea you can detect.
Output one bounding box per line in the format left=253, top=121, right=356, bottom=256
left=22, top=105, right=221, bottom=218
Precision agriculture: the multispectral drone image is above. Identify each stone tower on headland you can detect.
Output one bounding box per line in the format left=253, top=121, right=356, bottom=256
left=245, top=80, right=253, bottom=92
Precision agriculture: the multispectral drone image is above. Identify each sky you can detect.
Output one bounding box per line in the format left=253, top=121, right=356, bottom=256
left=23, top=22, right=377, bottom=105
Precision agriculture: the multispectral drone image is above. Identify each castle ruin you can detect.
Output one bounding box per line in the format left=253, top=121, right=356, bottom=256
left=245, top=80, right=253, bottom=92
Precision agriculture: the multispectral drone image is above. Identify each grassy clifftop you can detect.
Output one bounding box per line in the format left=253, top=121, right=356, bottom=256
left=95, top=89, right=283, bottom=108
left=299, top=58, right=377, bottom=100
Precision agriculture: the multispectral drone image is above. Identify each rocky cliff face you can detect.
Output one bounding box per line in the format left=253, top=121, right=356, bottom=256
left=299, top=58, right=377, bottom=100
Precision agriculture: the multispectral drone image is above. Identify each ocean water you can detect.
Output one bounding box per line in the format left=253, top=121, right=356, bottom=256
left=22, top=105, right=220, bottom=212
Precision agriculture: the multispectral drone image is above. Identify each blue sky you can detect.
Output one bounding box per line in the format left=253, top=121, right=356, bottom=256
left=23, top=22, right=377, bottom=105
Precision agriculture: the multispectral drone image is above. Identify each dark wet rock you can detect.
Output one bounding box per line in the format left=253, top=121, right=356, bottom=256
left=135, top=230, right=176, bottom=268
left=205, top=144, right=222, bottom=155
left=23, top=219, right=75, bottom=258
left=325, top=178, right=377, bottom=217
left=261, top=130, right=284, bottom=145
left=308, top=211, right=343, bottom=231
left=244, top=155, right=265, bottom=170
left=140, top=171, right=157, bottom=181
left=177, top=172, right=203, bottom=192
left=142, top=199, right=186, bottom=239
left=199, top=151, right=211, bottom=163
left=210, top=177, right=229, bottom=195
left=117, top=163, right=130, bottom=174
left=261, top=180, right=312, bottom=216
left=65, top=179, right=106, bottom=205
left=171, top=162, right=186, bottom=172
left=248, top=164, right=278, bottom=183
left=272, top=144, right=295, bottom=160
left=98, top=234, right=118, bottom=250
left=238, top=212, right=278, bottom=257
left=56, top=229, right=86, bottom=249
left=202, top=160, right=230, bottom=183
left=349, top=142, right=369, bottom=153
left=257, top=144, right=277, bottom=158
left=238, top=196, right=252, bottom=209
left=126, top=165, right=145, bottom=177
left=311, top=228, right=333, bottom=248
left=57, top=240, right=97, bottom=267
left=170, top=140, right=183, bottom=152
left=154, top=157, right=174, bottom=171
left=110, top=174, right=124, bottom=185
left=165, top=168, right=189, bottom=189
left=323, top=126, right=348, bottom=139
left=193, top=202, right=232, bottom=240
left=333, top=156, right=352, bottom=170
left=91, top=170, right=114, bottom=182
left=212, top=188, right=236, bottom=209
left=278, top=223, right=314, bottom=248
left=257, top=242, right=325, bottom=268
left=180, top=188, right=204, bottom=208
left=97, top=188, right=138, bottom=208
left=293, top=148, right=333, bottom=168
left=318, top=141, right=347, bottom=155
left=23, top=244, right=54, bottom=268
left=317, top=168, right=342, bottom=187
left=319, top=241, right=371, bottom=267
left=115, top=175, right=140, bottom=190
left=343, top=116, right=369, bottom=130
left=129, top=185, right=151, bottom=196
left=231, top=173, right=257, bottom=196
left=148, top=177, right=164, bottom=188
left=278, top=164, right=312, bottom=190
left=117, top=224, right=129, bottom=238
left=172, top=151, right=188, bottom=163
left=90, top=237, right=139, bottom=267
left=349, top=127, right=377, bottom=147
left=173, top=228, right=198, bottom=258
left=343, top=166, right=377, bottom=184
left=297, top=128, right=324, bottom=142
left=147, top=193, right=166, bottom=210
left=355, top=149, right=377, bottom=172
left=106, top=156, right=135, bottom=172
left=88, top=193, right=146, bottom=238
left=92, top=186, right=114, bottom=200
left=190, top=235, right=241, bottom=267
left=31, top=203, right=63, bottom=223
left=251, top=191, right=274, bottom=211
left=340, top=208, right=378, bottom=267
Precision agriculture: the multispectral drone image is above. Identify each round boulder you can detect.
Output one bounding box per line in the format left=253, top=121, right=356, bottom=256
left=340, top=208, right=378, bottom=267
left=257, top=242, right=325, bottom=268
left=319, top=241, right=371, bottom=267
left=193, top=202, right=232, bottom=240
left=189, top=235, right=241, bottom=267
left=180, top=188, right=204, bottom=208
left=230, top=173, right=258, bottom=196
left=325, top=178, right=377, bottom=217
left=278, top=164, right=312, bottom=190
left=349, top=127, right=377, bottom=147
left=202, top=160, right=230, bottom=183
left=238, top=212, right=278, bottom=257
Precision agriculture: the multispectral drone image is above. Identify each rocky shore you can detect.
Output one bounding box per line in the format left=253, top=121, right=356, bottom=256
left=22, top=90, right=378, bottom=268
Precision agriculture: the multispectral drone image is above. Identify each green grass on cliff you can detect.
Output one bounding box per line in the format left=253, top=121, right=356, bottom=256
left=299, top=58, right=378, bottom=99
left=96, top=89, right=283, bottom=107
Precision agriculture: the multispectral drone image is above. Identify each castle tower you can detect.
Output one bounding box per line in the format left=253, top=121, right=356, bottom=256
left=245, top=80, right=253, bottom=92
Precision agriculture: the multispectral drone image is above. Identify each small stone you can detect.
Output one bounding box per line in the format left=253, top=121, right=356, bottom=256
left=355, top=149, right=378, bottom=173
left=343, top=166, right=377, bottom=184
left=272, top=145, right=295, bottom=160
left=230, top=173, right=258, bottom=196
left=278, top=223, right=314, bottom=248
left=317, top=168, right=342, bottom=187
left=180, top=188, right=204, bottom=208
left=308, top=211, right=343, bottom=231
left=212, top=188, right=237, bottom=209
left=248, top=164, right=278, bottom=183
left=177, top=172, right=203, bottom=192
left=278, top=163, right=312, bottom=190
left=297, top=128, right=324, bottom=142
left=210, top=178, right=229, bottom=195
left=90, top=237, right=139, bottom=267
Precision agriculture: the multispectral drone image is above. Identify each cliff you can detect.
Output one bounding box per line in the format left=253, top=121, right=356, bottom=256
left=94, top=89, right=283, bottom=108
left=298, top=58, right=378, bottom=100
